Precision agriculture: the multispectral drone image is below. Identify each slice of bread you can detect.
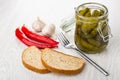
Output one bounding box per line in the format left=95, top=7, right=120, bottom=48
left=22, top=46, right=50, bottom=73
left=41, top=48, right=85, bottom=74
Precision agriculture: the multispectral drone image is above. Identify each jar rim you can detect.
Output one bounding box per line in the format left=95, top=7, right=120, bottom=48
left=75, top=2, right=108, bottom=20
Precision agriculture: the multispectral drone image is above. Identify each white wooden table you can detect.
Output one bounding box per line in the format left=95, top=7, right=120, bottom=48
left=0, top=0, right=119, bottom=80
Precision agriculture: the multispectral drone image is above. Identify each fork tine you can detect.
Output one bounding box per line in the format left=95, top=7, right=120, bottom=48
left=57, top=32, right=70, bottom=46
left=60, top=32, right=70, bottom=44
left=57, top=33, right=65, bottom=46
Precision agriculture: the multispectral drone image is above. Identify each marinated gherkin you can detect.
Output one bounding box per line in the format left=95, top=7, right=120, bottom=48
left=75, top=3, right=111, bottom=53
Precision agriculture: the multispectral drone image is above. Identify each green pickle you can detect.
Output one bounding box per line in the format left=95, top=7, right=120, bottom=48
left=99, top=9, right=104, bottom=16
left=92, top=10, right=101, bottom=17
left=87, top=38, right=100, bottom=47
left=76, top=8, right=90, bottom=26
left=85, top=10, right=91, bottom=17
left=75, top=7, right=109, bottom=54
left=76, top=8, right=90, bottom=20
left=79, top=8, right=90, bottom=16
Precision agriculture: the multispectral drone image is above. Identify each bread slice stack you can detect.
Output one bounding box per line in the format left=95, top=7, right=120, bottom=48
left=22, top=46, right=85, bottom=74
left=22, top=46, right=49, bottom=73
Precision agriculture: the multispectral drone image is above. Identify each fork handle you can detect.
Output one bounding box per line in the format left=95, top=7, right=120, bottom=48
left=73, top=48, right=109, bottom=76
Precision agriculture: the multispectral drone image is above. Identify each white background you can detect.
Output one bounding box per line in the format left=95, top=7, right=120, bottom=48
left=0, top=0, right=120, bottom=80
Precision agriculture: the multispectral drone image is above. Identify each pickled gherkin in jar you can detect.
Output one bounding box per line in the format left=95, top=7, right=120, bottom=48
left=75, top=3, right=110, bottom=53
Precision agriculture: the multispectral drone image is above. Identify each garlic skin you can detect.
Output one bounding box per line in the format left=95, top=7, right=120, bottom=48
left=42, top=24, right=55, bottom=37
left=32, top=17, right=45, bottom=32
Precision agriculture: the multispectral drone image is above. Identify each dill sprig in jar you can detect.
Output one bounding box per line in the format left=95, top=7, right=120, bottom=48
left=74, top=2, right=112, bottom=53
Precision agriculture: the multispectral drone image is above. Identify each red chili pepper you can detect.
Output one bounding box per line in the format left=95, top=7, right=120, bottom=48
left=15, top=28, right=57, bottom=48
left=21, top=25, right=59, bottom=45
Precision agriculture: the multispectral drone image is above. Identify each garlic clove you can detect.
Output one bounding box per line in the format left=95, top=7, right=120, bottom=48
left=32, top=17, right=45, bottom=32
left=41, top=24, right=55, bottom=37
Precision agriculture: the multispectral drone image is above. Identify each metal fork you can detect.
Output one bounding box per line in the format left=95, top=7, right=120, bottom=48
left=57, top=32, right=109, bottom=76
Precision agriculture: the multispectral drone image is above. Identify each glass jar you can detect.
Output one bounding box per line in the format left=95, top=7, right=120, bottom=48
left=74, top=2, right=112, bottom=53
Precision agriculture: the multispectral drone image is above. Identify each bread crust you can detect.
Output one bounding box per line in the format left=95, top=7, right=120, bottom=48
left=41, top=48, right=85, bottom=75
left=22, top=59, right=50, bottom=73
left=22, top=46, right=50, bottom=73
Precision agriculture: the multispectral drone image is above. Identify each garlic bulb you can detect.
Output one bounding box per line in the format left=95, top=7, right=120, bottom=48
left=32, top=17, right=45, bottom=32
left=42, top=24, right=55, bottom=37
